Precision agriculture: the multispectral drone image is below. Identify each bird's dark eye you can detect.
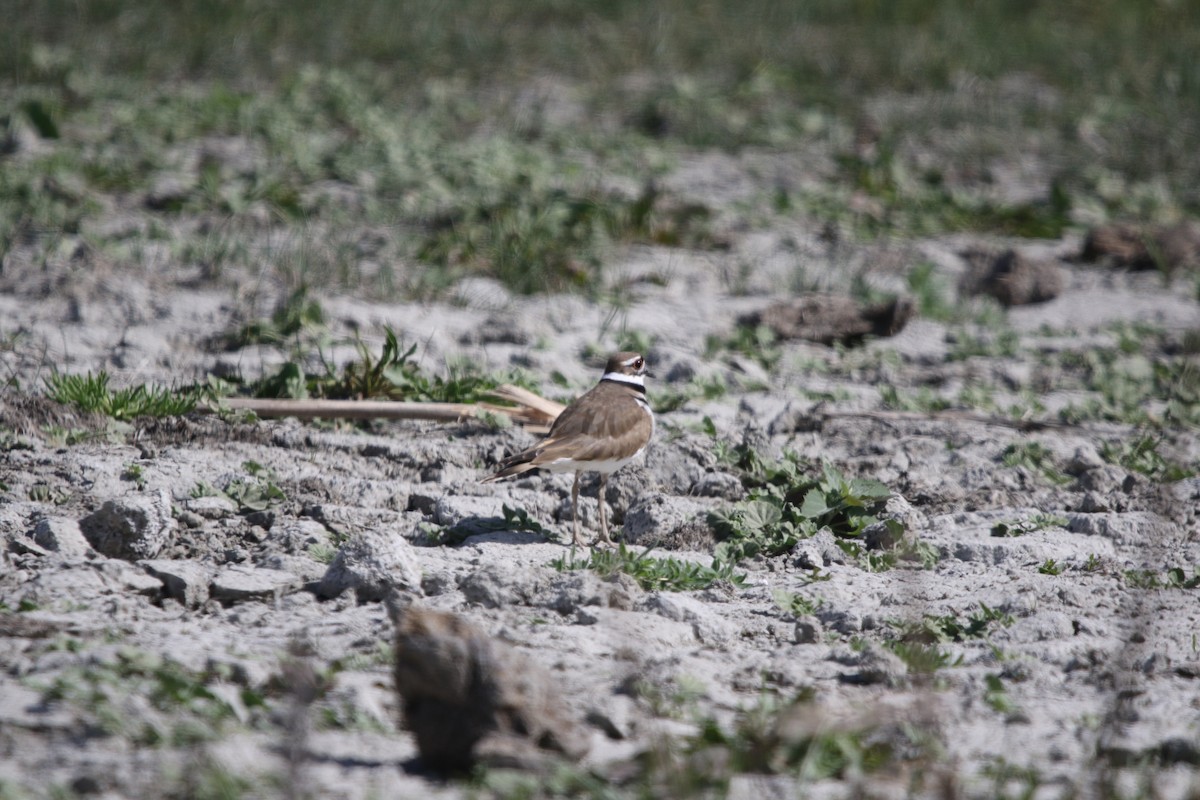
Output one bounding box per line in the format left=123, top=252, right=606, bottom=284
left=635, top=358, right=644, bottom=369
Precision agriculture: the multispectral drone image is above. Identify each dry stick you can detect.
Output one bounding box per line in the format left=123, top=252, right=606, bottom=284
left=211, top=384, right=566, bottom=431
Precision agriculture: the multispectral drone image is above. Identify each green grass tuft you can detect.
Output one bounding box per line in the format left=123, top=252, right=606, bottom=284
left=551, top=543, right=744, bottom=592
left=44, top=371, right=199, bottom=420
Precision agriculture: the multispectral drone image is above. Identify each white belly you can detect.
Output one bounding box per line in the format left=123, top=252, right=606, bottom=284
left=541, top=447, right=647, bottom=475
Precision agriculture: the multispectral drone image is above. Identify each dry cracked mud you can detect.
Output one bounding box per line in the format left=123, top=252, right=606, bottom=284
left=2, top=160, right=1199, bottom=799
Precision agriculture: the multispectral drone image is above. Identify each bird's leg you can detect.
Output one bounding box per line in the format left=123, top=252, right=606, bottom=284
left=571, top=471, right=583, bottom=548
left=597, top=473, right=613, bottom=546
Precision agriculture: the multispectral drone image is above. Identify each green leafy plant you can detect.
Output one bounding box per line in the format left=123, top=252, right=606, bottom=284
left=551, top=543, right=744, bottom=592
left=885, top=640, right=963, bottom=674
left=122, top=463, right=146, bottom=490
left=894, top=605, right=1014, bottom=644
left=984, top=674, right=1017, bottom=714
left=772, top=589, right=822, bottom=618
left=1124, top=566, right=1200, bottom=589
left=709, top=453, right=898, bottom=568
left=45, top=371, right=199, bottom=420
left=221, top=461, right=287, bottom=513
left=684, top=693, right=912, bottom=783
left=1037, top=559, right=1063, bottom=576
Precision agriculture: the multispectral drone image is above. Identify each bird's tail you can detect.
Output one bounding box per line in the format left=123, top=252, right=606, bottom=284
left=480, top=452, right=539, bottom=483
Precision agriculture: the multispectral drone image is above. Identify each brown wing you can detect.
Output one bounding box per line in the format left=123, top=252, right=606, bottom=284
left=482, top=382, right=651, bottom=481
left=529, top=388, right=652, bottom=464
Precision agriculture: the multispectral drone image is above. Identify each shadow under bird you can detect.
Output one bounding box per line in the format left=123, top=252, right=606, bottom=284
left=482, top=352, right=654, bottom=546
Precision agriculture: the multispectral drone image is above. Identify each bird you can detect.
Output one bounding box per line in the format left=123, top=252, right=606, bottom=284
left=482, top=351, right=654, bottom=547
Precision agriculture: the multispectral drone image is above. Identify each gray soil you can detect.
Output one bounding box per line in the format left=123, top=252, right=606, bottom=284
left=2, top=153, right=1200, bottom=798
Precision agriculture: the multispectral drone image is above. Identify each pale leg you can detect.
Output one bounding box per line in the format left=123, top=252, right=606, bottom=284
left=597, top=473, right=612, bottom=545
left=571, top=471, right=583, bottom=547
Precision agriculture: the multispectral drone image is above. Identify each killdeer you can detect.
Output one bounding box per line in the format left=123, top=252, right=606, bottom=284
left=483, top=351, right=654, bottom=547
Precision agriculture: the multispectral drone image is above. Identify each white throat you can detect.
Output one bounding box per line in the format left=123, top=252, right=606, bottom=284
left=601, top=372, right=645, bottom=388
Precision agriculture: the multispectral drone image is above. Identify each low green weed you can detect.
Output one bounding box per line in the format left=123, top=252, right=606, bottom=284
left=221, top=461, right=287, bottom=513
left=245, top=326, right=537, bottom=403
left=1124, top=566, right=1200, bottom=589
left=1001, top=442, right=1070, bottom=486
left=894, top=604, right=1014, bottom=644
left=772, top=589, right=822, bottom=618
left=906, top=262, right=957, bottom=322
left=983, top=674, right=1017, bottom=714
left=885, top=640, right=962, bottom=674
left=675, top=691, right=925, bottom=785
left=45, top=371, right=199, bottom=420
left=1037, top=559, right=1063, bottom=576
left=991, top=513, right=1068, bottom=537
left=1057, top=348, right=1200, bottom=428
left=948, top=329, right=1021, bottom=361
left=709, top=454, right=898, bottom=567
left=550, top=543, right=744, bottom=592
left=705, top=324, right=782, bottom=372
left=40, top=647, right=262, bottom=746
left=1100, top=433, right=1196, bottom=482
left=220, top=287, right=325, bottom=350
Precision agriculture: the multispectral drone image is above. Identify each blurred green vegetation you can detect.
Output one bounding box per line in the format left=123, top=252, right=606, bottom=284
left=2, top=0, right=1197, bottom=296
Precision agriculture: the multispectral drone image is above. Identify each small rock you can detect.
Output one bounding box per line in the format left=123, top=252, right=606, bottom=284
left=97, top=559, right=166, bottom=597
left=459, top=563, right=550, bottom=609
left=458, top=314, right=532, bottom=345
left=646, top=592, right=737, bottom=646
left=1067, top=445, right=1105, bottom=474
left=210, top=565, right=302, bottom=605
left=622, top=494, right=717, bottom=550
left=768, top=403, right=820, bottom=436
left=257, top=553, right=328, bottom=583
left=274, top=519, right=332, bottom=554
left=740, top=293, right=914, bottom=346
left=692, top=472, right=745, bottom=501
left=547, top=571, right=638, bottom=614
left=79, top=492, right=176, bottom=561
left=317, top=529, right=424, bottom=603
left=31, top=517, right=93, bottom=558
left=1067, top=512, right=1173, bottom=545
left=392, top=605, right=589, bottom=771
left=793, top=617, right=822, bottom=644
left=839, top=642, right=907, bottom=687
left=1076, top=465, right=1134, bottom=494
left=433, top=495, right=507, bottom=530
left=1081, top=221, right=1200, bottom=273
left=960, top=248, right=1063, bottom=306
left=586, top=694, right=637, bottom=740
left=183, top=494, right=239, bottom=520
left=140, top=559, right=215, bottom=607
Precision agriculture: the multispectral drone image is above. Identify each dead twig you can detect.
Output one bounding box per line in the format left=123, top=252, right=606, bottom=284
left=206, top=384, right=564, bottom=433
